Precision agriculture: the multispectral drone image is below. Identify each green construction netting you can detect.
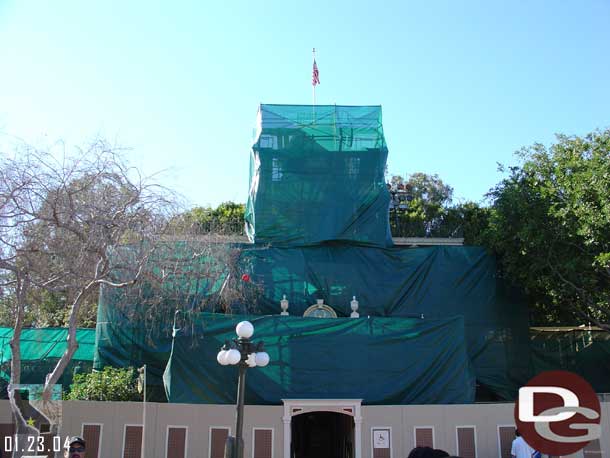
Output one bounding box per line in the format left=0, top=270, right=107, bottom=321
left=245, top=104, right=392, bottom=247
left=239, top=244, right=531, bottom=401
left=94, top=286, right=174, bottom=394
left=530, top=328, right=610, bottom=394
left=0, top=327, right=95, bottom=391
left=163, top=313, right=475, bottom=405
left=93, top=241, right=225, bottom=392
left=94, top=245, right=532, bottom=401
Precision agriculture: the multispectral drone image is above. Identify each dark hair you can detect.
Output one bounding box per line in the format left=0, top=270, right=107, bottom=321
left=515, top=429, right=521, bottom=437
left=407, top=447, right=435, bottom=458
left=431, top=450, right=450, bottom=458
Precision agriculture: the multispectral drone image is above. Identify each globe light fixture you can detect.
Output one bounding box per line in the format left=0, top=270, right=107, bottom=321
left=236, top=321, right=254, bottom=339
left=226, top=348, right=241, bottom=365
left=217, top=349, right=229, bottom=365
left=254, top=351, right=270, bottom=367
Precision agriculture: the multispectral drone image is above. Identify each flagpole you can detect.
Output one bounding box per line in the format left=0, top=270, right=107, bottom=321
left=312, top=48, right=316, bottom=123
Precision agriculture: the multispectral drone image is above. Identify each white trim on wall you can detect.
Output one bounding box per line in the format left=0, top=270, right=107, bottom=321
left=165, top=424, right=189, bottom=458
left=251, top=427, right=274, bottom=458
left=122, top=423, right=143, bottom=458
left=80, top=422, right=103, bottom=458
left=370, top=426, right=393, bottom=458
left=455, top=425, right=477, bottom=458
left=413, top=426, right=435, bottom=449
left=496, top=424, right=515, bottom=458
left=282, top=399, right=362, bottom=458
left=208, top=426, right=232, bottom=458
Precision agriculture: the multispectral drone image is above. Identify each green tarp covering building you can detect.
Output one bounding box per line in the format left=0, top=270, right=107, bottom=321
left=245, top=104, right=392, bottom=247
left=0, top=327, right=95, bottom=390
left=530, top=327, right=610, bottom=394
left=94, top=244, right=531, bottom=402
left=163, top=313, right=475, bottom=404
left=93, top=104, right=535, bottom=403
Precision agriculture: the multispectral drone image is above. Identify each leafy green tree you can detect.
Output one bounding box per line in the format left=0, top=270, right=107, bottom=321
left=66, top=366, right=142, bottom=401
left=486, top=129, right=610, bottom=327
left=172, top=201, right=245, bottom=234
left=390, top=173, right=486, bottom=239
left=441, top=202, right=491, bottom=245
left=402, top=172, right=454, bottom=207
left=0, top=289, right=97, bottom=328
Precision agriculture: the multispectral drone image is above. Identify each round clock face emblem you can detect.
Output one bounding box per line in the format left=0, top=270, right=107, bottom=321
left=303, top=301, right=337, bottom=318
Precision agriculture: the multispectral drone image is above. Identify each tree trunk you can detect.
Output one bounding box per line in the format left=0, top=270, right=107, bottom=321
left=42, top=286, right=89, bottom=399
left=8, top=276, right=39, bottom=458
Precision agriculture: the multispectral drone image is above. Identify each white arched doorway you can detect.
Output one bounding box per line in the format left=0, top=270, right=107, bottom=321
left=282, top=399, right=362, bottom=458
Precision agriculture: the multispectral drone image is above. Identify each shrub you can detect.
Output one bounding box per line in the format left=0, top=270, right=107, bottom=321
left=66, top=366, right=142, bottom=401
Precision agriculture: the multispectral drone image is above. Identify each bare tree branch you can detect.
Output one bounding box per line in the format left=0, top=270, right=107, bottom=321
left=0, top=139, right=179, bottom=442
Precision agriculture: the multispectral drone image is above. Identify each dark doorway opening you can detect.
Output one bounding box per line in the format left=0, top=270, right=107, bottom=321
left=291, top=411, right=354, bottom=458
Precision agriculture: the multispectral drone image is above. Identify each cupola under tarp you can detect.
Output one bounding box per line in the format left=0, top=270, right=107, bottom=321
left=245, top=104, right=392, bottom=247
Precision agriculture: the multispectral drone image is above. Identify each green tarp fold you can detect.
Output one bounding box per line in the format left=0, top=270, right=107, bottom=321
left=163, top=313, right=475, bottom=405
left=0, top=327, right=95, bottom=389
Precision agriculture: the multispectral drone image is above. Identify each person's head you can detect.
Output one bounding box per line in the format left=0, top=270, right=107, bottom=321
left=407, top=447, right=435, bottom=458
left=65, top=436, right=86, bottom=458
left=431, top=450, right=450, bottom=458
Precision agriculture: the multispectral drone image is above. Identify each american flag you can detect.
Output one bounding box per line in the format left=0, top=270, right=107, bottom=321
left=312, top=59, right=320, bottom=86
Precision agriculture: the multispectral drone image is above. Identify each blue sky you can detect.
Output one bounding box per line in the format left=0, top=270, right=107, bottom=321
left=1, top=1, right=608, bottom=208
